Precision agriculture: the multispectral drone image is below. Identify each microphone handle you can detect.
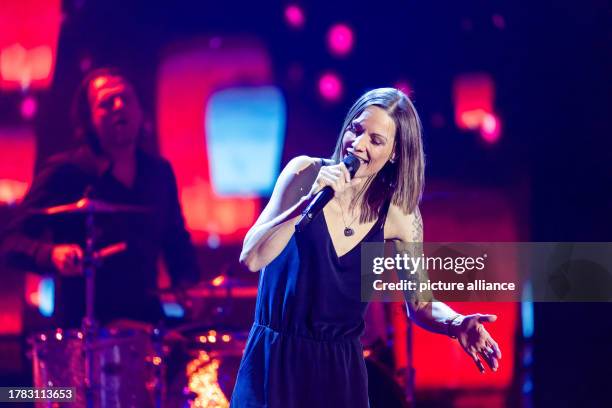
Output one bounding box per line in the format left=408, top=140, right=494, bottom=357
left=295, top=186, right=334, bottom=232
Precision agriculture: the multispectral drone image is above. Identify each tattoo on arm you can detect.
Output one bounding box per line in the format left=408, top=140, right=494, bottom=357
left=412, top=207, right=423, bottom=242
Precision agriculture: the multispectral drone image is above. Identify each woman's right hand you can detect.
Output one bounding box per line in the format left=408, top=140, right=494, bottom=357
left=308, top=162, right=360, bottom=198
left=51, top=244, right=84, bottom=276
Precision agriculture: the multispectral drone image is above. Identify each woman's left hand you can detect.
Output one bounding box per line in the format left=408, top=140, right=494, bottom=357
left=453, top=314, right=502, bottom=373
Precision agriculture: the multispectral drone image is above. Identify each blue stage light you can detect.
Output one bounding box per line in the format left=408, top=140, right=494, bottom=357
left=206, top=86, right=286, bottom=196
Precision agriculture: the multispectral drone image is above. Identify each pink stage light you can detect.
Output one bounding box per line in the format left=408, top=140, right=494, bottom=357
left=20, top=95, right=37, bottom=119
left=481, top=112, right=501, bottom=143
left=318, top=72, right=343, bottom=102
left=284, top=5, right=305, bottom=29
left=394, top=80, right=413, bottom=97
left=327, top=23, right=354, bottom=57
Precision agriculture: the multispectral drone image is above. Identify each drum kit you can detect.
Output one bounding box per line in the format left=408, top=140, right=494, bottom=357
left=27, top=194, right=251, bottom=408
left=26, top=193, right=410, bottom=408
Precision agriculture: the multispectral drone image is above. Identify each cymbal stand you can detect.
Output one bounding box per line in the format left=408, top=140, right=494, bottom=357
left=82, top=195, right=99, bottom=408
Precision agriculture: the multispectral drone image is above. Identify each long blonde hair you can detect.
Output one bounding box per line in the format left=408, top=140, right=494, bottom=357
left=331, top=88, right=425, bottom=222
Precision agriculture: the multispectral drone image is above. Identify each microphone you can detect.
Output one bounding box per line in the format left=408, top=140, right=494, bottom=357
left=295, top=154, right=361, bottom=232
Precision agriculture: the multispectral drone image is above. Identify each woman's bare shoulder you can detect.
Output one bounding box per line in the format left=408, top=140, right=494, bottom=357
left=284, top=155, right=322, bottom=175
left=266, top=156, right=322, bottom=214
left=385, top=202, right=423, bottom=242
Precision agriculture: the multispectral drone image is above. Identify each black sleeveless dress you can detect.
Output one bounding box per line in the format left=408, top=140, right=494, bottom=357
left=231, top=187, right=390, bottom=408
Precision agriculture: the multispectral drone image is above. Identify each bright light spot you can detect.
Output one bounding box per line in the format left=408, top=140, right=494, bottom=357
left=318, top=72, right=343, bottom=102
left=187, top=351, right=229, bottom=407
left=39, top=277, right=54, bottom=317
left=162, top=302, right=185, bottom=318
left=284, top=5, right=305, bottom=29
left=521, top=281, right=534, bottom=339
left=221, top=334, right=231, bottom=342
left=454, top=73, right=502, bottom=143
left=153, top=356, right=162, bottom=366
left=0, top=44, right=53, bottom=89
left=0, top=179, right=29, bottom=205
left=207, top=335, right=216, bottom=343
left=481, top=113, right=501, bottom=143
left=55, top=332, right=62, bottom=341
left=21, top=96, right=37, bottom=119
left=211, top=275, right=226, bottom=287
left=327, top=23, right=354, bottom=57
left=460, top=109, right=488, bottom=130
left=92, top=76, right=108, bottom=89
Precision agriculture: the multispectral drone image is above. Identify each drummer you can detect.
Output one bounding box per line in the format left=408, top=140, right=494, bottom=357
left=0, top=67, right=199, bottom=328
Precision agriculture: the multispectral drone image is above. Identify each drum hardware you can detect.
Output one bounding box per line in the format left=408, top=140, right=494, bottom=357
left=30, top=191, right=150, bottom=407
left=29, top=327, right=163, bottom=408
left=29, top=194, right=259, bottom=406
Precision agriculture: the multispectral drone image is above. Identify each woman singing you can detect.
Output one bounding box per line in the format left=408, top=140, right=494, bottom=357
left=231, top=88, right=501, bottom=407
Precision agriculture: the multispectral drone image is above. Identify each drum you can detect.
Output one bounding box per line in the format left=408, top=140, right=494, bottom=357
left=30, top=328, right=163, bottom=408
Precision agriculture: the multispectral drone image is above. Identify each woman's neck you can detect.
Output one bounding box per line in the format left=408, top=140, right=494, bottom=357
left=334, top=175, right=374, bottom=213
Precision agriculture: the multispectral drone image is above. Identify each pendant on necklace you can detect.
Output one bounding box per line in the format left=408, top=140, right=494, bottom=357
left=344, top=227, right=355, bottom=237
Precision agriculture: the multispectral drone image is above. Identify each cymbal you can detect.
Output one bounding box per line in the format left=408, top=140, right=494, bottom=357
left=31, top=197, right=150, bottom=215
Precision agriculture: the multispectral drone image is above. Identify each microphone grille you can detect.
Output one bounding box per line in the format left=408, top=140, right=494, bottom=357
left=343, top=154, right=361, bottom=178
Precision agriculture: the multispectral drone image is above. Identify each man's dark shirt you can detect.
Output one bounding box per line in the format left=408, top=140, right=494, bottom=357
left=1, top=147, right=199, bottom=327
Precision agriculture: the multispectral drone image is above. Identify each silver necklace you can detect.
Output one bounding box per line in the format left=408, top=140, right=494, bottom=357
left=336, top=198, right=359, bottom=237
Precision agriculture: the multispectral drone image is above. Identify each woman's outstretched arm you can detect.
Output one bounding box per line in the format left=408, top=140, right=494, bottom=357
left=386, top=205, right=502, bottom=372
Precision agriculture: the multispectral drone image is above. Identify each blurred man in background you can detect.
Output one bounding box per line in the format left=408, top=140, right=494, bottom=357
left=0, top=67, right=199, bottom=328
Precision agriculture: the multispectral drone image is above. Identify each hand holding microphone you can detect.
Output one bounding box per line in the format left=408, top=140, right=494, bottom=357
left=296, top=154, right=361, bottom=231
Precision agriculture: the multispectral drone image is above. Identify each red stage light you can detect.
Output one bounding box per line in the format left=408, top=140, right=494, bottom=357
left=0, top=0, right=62, bottom=90
left=0, top=126, right=35, bottom=204
left=318, top=72, right=343, bottom=102
left=454, top=73, right=502, bottom=143
left=409, top=185, right=519, bottom=390
left=284, top=5, right=305, bottom=29
left=327, top=24, right=354, bottom=57
left=157, top=38, right=273, bottom=244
